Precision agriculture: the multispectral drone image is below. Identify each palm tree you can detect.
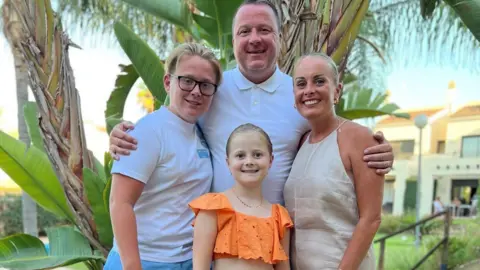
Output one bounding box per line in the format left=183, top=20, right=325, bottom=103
left=1, top=0, right=37, bottom=237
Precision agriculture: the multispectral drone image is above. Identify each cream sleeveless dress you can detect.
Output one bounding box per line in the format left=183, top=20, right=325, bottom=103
left=284, top=121, right=376, bottom=269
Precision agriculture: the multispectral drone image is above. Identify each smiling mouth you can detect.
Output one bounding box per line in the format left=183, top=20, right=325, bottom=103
left=303, top=100, right=320, bottom=105
left=185, top=99, right=201, bottom=106
left=248, top=50, right=266, bottom=54
left=241, top=169, right=259, bottom=173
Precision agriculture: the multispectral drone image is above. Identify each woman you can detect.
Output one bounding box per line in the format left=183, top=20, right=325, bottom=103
left=284, top=53, right=384, bottom=270
left=103, top=43, right=222, bottom=270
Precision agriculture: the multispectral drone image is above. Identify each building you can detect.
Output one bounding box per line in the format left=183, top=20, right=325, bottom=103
left=374, top=82, right=480, bottom=217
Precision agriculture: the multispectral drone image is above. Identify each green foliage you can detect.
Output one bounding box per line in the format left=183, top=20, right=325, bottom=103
left=378, top=212, right=444, bottom=235
left=424, top=219, right=480, bottom=269
left=113, top=22, right=166, bottom=104
left=0, top=130, right=75, bottom=221
left=421, top=0, right=480, bottom=42
left=83, top=168, right=113, bottom=247
left=0, top=226, right=104, bottom=270
left=336, top=86, right=410, bottom=120
left=378, top=214, right=403, bottom=234
left=104, top=64, right=139, bottom=134
left=0, top=195, right=70, bottom=237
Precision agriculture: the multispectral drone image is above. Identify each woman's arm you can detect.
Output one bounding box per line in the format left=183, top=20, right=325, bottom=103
left=192, top=210, right=218, bottom=270
left=338, top=125, right=384, bottom=270
left=275, top=228, right=291, bottom=270
left=110, top=174, right=145, bottom=270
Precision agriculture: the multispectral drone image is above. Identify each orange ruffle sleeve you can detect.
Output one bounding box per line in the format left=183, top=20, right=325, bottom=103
left=188, top=193, right=293, bottom=264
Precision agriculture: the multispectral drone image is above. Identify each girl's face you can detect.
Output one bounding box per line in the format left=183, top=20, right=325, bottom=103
left=164, top=55, right=218, bottom=123
left=226, top=131, right=273, bottom=188
left=293, top=56, right=341, bottom=121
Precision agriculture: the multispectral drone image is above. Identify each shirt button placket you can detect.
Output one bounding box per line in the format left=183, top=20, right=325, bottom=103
left=251, top=86, right=260, bottom=115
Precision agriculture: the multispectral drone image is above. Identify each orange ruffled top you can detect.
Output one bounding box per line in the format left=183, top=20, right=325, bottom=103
left=189, top=193, right=293, bottom=264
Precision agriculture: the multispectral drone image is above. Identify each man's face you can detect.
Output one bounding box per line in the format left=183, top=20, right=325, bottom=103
left=232, top=4, right=279, bottom=77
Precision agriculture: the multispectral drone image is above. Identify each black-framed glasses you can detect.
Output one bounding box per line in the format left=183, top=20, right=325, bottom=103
left=170, top=74, right=218, bottom=96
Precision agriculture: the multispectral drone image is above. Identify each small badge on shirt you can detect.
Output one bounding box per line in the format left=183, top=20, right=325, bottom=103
left=197, top=149, right=210, bottom=158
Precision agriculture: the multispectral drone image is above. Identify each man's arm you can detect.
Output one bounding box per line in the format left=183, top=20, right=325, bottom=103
left=363, top=131, right=394, bottom=175
left=109, top=121, right=139, bottom=160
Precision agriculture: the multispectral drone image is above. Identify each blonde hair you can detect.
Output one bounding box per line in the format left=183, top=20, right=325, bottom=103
left=226, top=123, right=273, bottom=156
left=294, top=52, right=339, bottom=85
left=164, top=43, right=223, bottom=84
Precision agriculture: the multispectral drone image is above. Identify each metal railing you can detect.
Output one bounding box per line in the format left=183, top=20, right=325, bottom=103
left=374, top=210, right=451, bottom=270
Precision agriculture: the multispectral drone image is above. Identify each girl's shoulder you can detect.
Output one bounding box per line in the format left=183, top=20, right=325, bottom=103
left=188, top=192, right=233, bottom=216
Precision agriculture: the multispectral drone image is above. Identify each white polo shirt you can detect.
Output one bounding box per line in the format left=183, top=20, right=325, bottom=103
left=111, top=106, right=212, bottom=262
left=199, top=67, right=310, bottom=204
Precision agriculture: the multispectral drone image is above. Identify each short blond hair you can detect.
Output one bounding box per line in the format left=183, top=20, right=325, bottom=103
left=165, top=43, right=223, bottom=84
left=294, top=52, right=339, bottom=85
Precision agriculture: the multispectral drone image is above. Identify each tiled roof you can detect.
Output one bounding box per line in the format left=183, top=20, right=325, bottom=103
left=450, top=104, right=480, bottom=118
left=377, top=107, right=443, bottom=125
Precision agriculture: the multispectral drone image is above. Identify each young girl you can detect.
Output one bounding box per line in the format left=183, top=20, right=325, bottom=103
left=189, top=123, right=292, bottom=270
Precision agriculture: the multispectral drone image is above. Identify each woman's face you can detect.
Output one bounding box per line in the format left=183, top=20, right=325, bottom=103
left=164, top=55, right=218, bottom=123
left=293, top=56, right=341, bottom=121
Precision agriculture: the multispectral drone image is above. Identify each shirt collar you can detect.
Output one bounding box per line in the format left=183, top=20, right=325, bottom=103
left=233, top=66, right=282, bottom=93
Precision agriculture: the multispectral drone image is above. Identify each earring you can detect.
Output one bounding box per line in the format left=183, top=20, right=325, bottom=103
left=293, top=103, right=297, bottom=109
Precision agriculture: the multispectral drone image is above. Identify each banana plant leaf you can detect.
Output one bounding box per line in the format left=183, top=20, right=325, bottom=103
left=421, top=0, right=480, bottom=42
left=104, top=64, right=139, bottom=134
left=120, top=0, right=192, bottom=30
left=336, top=87, right=410, bottom=120
left=83, top=168, right=113, bottom=247
left=443, top=0, right=480, bottom=42
left=113, top=22, right=166, bottom=110
left=0, top=226, right=104, bottom=270
left=0, top=130, right=75, bottom=221
left=191, top=0, right=243, bottom=52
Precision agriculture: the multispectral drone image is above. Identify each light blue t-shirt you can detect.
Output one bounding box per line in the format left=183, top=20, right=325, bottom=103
left=111, top=106, right=213, bottom=263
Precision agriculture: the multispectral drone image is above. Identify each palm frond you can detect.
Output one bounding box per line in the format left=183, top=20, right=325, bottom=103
left=371, top=0, right=480, bottom=73
left=56, top=0, right=173, bottom=56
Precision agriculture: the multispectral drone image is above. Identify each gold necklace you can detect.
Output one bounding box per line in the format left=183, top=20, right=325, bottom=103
left=232, top=188, right=263, bottom=208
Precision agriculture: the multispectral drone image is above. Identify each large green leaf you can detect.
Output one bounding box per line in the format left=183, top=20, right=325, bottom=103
left=113, top=21, right=166, bottom=109
left=0, top=226, right=103, bottom=269
left=103, top=153, right=113, bottom=214
left=105, top=64, right=139, bottom=134
left=0, top=131, right=75, bottom=221
left=192, top=0, right=243, bottom=51
left=120, top=0, right=192, bottom=30
left=194, top=0, right=243, bottom=34
left=443, top=0, right=480, bottom=42
left=336, top=87, right=410, bottom=120
left=83, top=168, right=113, bottom=247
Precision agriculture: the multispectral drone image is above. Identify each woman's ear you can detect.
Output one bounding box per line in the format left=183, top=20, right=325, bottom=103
left=334, top=83, right=343, bottom=104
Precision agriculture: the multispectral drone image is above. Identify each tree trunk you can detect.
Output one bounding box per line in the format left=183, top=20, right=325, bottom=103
left=15, top=51, right=38, bottom=237
left=275, top=0, right=368, bottom=76
left=2, top=0, right=38, bottom=237
left=7, top=0, right=109, bottom=256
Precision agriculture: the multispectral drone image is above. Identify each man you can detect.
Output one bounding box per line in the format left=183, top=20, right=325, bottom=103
left=109, top=0, right=394, bottom=205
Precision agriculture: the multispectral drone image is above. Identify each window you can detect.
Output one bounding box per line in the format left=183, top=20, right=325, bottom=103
left=437, top=140, right=445, bottom=154
left=461, top=136, right=480, bottom=157
left=391, top=140, right=415, bottom=159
